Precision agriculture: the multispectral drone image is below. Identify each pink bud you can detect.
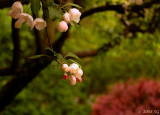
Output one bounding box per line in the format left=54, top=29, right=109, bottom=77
left=58, top=21, right=68, bottom=32
left=69, top=63, right=79, bottom=74
left=69, top=75, right=77, bottom=85
left=74, top=68, right=83, bottom=78
left=62, top=73, right=68, bottom=80
left=69, top=8, right=81, bottom=24
left=77, top=77, right=82, bottom=83
left=63, top=13, right=70, bottom=23
left=62, top=64, right=69, bottom=72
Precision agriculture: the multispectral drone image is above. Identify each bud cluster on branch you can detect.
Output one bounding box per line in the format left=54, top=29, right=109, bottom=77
left=58, top=8, right=81, bottom=32
left=62, top=63, right=83, bottom=85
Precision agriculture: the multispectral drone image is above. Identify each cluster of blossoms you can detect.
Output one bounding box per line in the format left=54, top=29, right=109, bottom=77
left=8, top=2, right=46, bottom=31
left=58, top=8, right=81, bottom=32
left=62, top=63, right=83, bottom=85
left=91, top=79, right=160, bottom=115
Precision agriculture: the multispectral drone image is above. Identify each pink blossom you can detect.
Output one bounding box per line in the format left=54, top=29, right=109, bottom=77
left=34, top=18, right=47, bottom=31
left=69, top=63, right=79, bottom=74
left=62, top=64, right=69, bottom=72
left=69, top=75, right=77, bottom=85
left=8, top=2, right=23, bottom=19
left=63, top=13, right=70, bottom=23
left=14, top=13, right=34, bottom=29
left=12, top=1, right=23, bottom=13
left=69, top=8, right=81, bottom=25
left=58, top=21, right=68, bottom=32
left=74, top=68, right=83, bottom=78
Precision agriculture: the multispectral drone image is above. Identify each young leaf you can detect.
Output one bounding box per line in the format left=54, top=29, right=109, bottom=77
left=57, top=54, right=64, bottom=60
left=46, top=47, right=58, bottom=56
left=65, top=52, right=80, bottom=60
left=68, top=59, right=82, bottom=68
left=28, top=54, right=50, bottom=59
left=64, top=3, right=82, bottom=9
left=30, top=0, right=41, bottom=16
left=52, top=60, right=59, bottom=66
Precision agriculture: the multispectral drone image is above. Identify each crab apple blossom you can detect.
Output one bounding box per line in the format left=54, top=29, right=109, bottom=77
left=26, top=14, right=34, bottom=30
left=15, top=13, right=28, bottom=28
left=63, top=13, right=70, bottom=23
left=74, top=68, right=83, bottom=78
left=69, top=8, right=81, bottom=24
left=8, top=2, right=23, bottom=19
left=15, top=13, right=34, bottom=29
left=34, top=18, right=47, bottom=31
left=62, top=73, right=68, bottom=80
left=62, top=64, right=69, bottom=72
left=8, top=10, right=21, bottom=19
left=77, top=77, right=82, bottom=83
left=69, top=75, right=77, bottom=85
left=15, top=19, right=24, bottom=28
left=58, top=21, right=68, bottom=32
left=69, top=63, right=79, bottom=74
left=12, top=1, right=23, bottom=13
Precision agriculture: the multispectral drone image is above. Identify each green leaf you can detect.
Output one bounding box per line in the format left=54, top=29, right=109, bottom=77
left=30, top=0, right=41, bottom=16
left=72, top=21, right=82, bottom=35
left=28, top=54, right=50, bottom=59
left=46, top=47, right=58, bottom=56
left=47, top=0, right=55, bottom=6
left=64, top=3, right=82, bottom=9
left=65, top=52, right=80, bottom=60
left=57, top=54, right=64, bottom=60
left=52, top=60, right=58, bottom=66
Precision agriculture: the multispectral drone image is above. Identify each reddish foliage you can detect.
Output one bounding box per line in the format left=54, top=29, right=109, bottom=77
left=91, top=79, right=160, bottom=115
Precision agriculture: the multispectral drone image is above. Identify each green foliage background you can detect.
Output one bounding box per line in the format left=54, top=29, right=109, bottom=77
left=0, top=0, right=160, bottom=114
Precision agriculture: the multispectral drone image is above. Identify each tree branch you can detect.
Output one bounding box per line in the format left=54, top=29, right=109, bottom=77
left=0, top=57, right=52, bottom=111
left=0, top=0, right=13, bottom=9
left=81, top=4, right=124, bottom=20
left=11, top=19, right=20, bottom=71
left=0, top=0, right=29, bottom=9
left=0, top=19, right=20, bottom=76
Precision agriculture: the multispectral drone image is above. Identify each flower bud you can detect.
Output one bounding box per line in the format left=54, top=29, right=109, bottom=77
left=69, top=75, right=77, bottom=85
left=77, top=77, right=82, bottom=83
left=62, top=73, right=68, bottom=80
left=58, top=21, right=68, bottom=32
left=69, top=63, right=79, bottom=74
left=69, top=8, right=81, bottom=24
left=63, top=13, right=70, bottom=23
left=34, top=18, right=47, bottom=31
left=74, top=68, right=83, bottom=78
left=62, top=64, right=69, bottom=72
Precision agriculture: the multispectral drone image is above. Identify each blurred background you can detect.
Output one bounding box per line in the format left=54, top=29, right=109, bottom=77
left=0, top=0, right=160, bottom=115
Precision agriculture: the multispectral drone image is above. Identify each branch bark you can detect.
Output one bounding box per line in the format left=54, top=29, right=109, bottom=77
left=11, top=19, right=20, bottom=71
left=0, top=57, right=52, bottom=111
left=0, top=19, right=20, bottom=76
